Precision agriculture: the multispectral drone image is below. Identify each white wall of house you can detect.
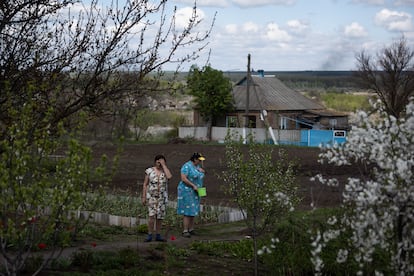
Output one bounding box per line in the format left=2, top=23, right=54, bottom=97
left=179, top=126, right=301, bottom=143
left=178, top=126, right=208, bottom=140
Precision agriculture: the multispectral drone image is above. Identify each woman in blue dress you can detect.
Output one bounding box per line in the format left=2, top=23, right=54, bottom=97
left=176, top=152, right=206, bottom=238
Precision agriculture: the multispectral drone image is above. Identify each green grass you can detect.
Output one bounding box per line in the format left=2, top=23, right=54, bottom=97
left=34, top=208, right=394, bottom=275
left=82, top=193, right=222, bottom=230
left=85, top=193, right=143, bottom=217
left=321, top=92, right=372, bottom=112
left=134, top=110, right=189, bottom=129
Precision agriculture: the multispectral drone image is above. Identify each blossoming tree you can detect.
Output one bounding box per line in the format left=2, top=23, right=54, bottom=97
left=221, top=137, right=300, bottom=276
left=310, top=98, right=414, bottom=275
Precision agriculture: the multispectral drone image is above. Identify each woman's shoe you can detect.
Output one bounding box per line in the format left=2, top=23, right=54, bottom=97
left=189, top=229, right=196, bottom=236
left=182, top=231, right=191, bottom=238
left=144, top=234, right=152, bottom=242
left=155, top=234, right=166, bottom=242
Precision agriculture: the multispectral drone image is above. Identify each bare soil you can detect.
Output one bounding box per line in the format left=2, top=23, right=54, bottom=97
left=90, top=142, right=357, bottom=210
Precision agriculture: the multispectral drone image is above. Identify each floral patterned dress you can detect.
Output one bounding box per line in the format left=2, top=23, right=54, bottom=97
left=145, top=167, right=168, bottom=219
left=176, top=161, right=205, bottom=216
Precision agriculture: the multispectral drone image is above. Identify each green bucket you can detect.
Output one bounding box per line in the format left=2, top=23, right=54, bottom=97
left=198, top=187, right=207, bottom=197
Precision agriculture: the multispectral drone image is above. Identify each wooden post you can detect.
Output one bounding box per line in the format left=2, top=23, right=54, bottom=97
left=245, top=54, right=250, bottom=128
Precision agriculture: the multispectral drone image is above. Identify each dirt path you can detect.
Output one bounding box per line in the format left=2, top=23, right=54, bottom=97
left=32, top=222, right=250, bottom=262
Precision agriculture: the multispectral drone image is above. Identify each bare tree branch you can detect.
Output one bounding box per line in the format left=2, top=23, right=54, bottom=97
left=1, top=0, right=214, bottom=136
left=355, top=37, right=414, bottom=118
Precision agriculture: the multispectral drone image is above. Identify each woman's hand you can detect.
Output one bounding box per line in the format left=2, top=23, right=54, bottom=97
left=198, top=167, right=206, bottom=174
left=160, top=158, right=173, bottom=179
left=142, top=175, right=149, bottom=206
left=159, top=158, right=166, bottom=167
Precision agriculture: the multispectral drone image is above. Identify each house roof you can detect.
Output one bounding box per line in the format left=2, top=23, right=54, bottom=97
left=232, top=75, right=324, bottom=111
left=305, top=109, right=349, bottom=117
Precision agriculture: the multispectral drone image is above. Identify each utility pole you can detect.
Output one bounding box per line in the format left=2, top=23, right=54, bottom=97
left=243, top=54, right=251, bottom=144
left=245, top=54, right=250, bottom=128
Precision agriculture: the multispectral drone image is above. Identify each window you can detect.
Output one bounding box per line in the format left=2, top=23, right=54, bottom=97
left=329, top=119, right=337, bottom=128
left=334, top=130, right=346, bottom=137
left=279, top=117, right=288, bottom=129
left=226, top=116, right=238, bottom=127
left=242, top=115, right=256, bottom=128
left=247, top=116, right=256, bottom=128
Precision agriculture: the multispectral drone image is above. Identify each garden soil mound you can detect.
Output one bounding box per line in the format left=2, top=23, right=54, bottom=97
left=89, top=143, right=358, bottom=210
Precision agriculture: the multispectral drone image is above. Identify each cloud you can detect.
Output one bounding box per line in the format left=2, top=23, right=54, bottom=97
left=223, top=21, right=289, bottom=42
left=231, top=0, right=295, bottom=8
left=344, top=22, right=367, bottom=38
left=351, top=0, right=385, bottom=5
left=395, top=0, right=414, bottom=5
left=169, top=0, right=414, bottom=71
left=375, top=8, right=413, bottom=31
left=173, top=0, right=230, bottom=7
left=174, top=0, right=298, bottom=8
left=242, top=21, right=260, bottom=33
left=175, top=6, right=206, bottom=29
left=286, top=20, right=309, bottom=34
left=225, top=24, right=239, bottom=34
left=265, top=23, right=291, bottom=41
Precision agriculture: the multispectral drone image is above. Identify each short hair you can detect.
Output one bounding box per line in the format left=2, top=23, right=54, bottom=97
left=154, top=154, right=166, bottom=163
left=190, top=152, right=205, bottom=161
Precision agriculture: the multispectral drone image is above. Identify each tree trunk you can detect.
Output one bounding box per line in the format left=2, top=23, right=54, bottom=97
left=206, top=118, right=213, bottom=141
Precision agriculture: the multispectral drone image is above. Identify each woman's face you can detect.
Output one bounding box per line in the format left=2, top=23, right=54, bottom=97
left=155, top=158, right=164, bottom=167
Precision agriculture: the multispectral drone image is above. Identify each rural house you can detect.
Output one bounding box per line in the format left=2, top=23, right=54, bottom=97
left=193, top=71, right=349, bottom=131
left=183, top=70, right=349, bottom=145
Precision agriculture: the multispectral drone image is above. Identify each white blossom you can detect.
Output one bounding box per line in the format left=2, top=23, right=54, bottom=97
left=336, top=249, right=348, bottom=263
left=327, top=216, right=337, bottom=225
left=271, top=237, right=280, bottom=243
left=312, top=99, right=414, bottom=275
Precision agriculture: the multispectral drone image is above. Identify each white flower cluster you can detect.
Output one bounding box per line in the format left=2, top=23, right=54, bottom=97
left=264, top=191, right=295, bottom=211
left=310, top=174, right=339, bottom=187
left=257, top=237, right=279, bottom=255
left=312, top=99, right=414, bottom=275
left=336, top=248, right=348, bottom=263
left=310, top=230, right=324, bottom=275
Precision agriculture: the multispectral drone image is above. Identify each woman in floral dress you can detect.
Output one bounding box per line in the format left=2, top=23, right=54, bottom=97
left=176, top=152, right=206, bottom=238
left=142, top=154, right=172, bottom=242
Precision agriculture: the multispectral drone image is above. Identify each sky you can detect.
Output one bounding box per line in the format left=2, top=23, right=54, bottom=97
left=163, top=0, right=414, bottom=72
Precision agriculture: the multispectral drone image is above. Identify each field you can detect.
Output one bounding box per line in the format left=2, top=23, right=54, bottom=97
left=91, top=142, right=358, bottom=210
